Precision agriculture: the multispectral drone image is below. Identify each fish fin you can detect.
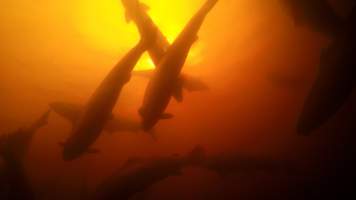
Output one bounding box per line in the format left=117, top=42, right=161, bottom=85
left=186, top=145, right=206, bottom=165
left=172, top=85, right=184, bottom=102
left=140, top=3, right=150, bottom=11
left=160, top=113, right=174, bottom=120
left=125, top=11, right=132, bottom=23
left=49, top=102, right=82, bottom=125
left=87, top=148, right=100, bottom=154
left=35, top=110, right=51, bottom=128
left=181, top=74, right=209, bottom=92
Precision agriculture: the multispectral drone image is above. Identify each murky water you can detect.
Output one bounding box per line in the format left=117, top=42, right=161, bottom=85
left=1, top=0, right=355, bottom=199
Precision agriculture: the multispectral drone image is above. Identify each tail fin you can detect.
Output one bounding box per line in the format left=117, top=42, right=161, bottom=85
left=186, top=145, right=206, bottom=165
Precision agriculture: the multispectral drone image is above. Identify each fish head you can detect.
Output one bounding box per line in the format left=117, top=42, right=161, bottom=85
left=121, top=0, right=150, bottom=23
left=121, top=0, right=139, bottom=9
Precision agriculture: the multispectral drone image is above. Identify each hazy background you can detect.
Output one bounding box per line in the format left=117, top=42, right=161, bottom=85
left=1, top=0, right=355, bottom=199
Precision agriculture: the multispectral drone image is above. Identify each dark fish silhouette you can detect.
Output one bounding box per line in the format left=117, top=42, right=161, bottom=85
left=297, top=8, right=356, bottom=135
left=0, top=110, right=50, bottom=162
left=93, top=146, right=205, bottom=200
left=50, top=102, right=141, bottom=133
left=133, top=70, right=209, bottom=94
left=0, top=155, right=35, bottom=200
left=121, top=0, right=209, bottom=102
left=139, top=0, right=219, bottom=131
left=61, top=21, right=157, bottom=161
left=280, top=0, right=344, bottom=37
left=121, top=0, right=169, bottom=64
left=199, top=154, right=303, bottom=177
left=0, top=110, right=50, bottom=200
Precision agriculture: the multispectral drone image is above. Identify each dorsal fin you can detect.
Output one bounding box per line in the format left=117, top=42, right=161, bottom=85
left=181, top=74, right=209, bottom=92
left=172, top=84, right=184, bottom=102
left=172, top=79, right=184, bottom=102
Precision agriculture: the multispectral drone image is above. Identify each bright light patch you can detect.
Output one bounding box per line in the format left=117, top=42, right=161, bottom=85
left=74, top=0, right=204, bottom=71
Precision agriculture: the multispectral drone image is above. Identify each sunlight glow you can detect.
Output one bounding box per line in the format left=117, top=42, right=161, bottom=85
left=74, top=0, right=204, bottom=71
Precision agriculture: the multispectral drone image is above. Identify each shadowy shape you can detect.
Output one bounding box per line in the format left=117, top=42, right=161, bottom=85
left=133, top=70, right=209, bottom=94
left=50, top=102, right=141, bottom=133
left=199, top=154, right=304, bottom=177
left=122, top=0, right=210, bottom=103
left=297, top=8, right=356, bottom=135
left=121, top=0, right=169, bottom=64
left=138, top=0, right=219, bottom=131
left=0, top=110, right=50, bottom=200
left=49, top=102, right=82, bottom=125
left=60, top=18, right=157, bottom=161
left=0, top=155, right=35, bottom=200
left=280, top=0, right=344, bottom=37
left=93, top=145, right=305, bottom=200
left=93, top=146, right=205, bottom=200
left=0, top=110, right=50, bottom=161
